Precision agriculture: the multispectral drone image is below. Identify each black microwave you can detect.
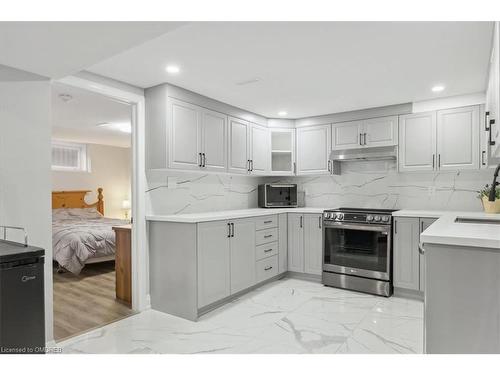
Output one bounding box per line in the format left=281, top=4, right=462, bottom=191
left=258, top=184, right=298, bottom=208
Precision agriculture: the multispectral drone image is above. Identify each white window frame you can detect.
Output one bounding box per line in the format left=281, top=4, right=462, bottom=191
left=51, top=140, right=90, bottom=172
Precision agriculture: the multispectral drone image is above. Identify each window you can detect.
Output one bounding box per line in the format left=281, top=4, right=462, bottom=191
left=51, top=141, right=90, bottom=172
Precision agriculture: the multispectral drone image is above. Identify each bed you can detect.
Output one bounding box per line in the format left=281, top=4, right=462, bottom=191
left=52, top=188, right=129, bottom=274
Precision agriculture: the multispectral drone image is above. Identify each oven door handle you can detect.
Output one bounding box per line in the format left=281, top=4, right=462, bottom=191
left=324, top=222, right=390, bottom=233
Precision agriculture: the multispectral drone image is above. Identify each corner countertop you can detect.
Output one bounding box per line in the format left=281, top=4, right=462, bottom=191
left=419, top=211, right=500, bottom=250
left=146, top=207, right=327, bottom=223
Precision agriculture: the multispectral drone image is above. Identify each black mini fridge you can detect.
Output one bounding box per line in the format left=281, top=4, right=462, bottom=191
left=0, top=227, right=45, bottom=354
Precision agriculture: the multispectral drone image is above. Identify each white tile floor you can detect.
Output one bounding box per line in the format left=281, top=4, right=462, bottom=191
left=58, top=278, right=423, bottom=354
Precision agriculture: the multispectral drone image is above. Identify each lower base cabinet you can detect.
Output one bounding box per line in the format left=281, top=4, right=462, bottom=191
left=287, top=213, right=323, bottom=275
left=230, top=218, right=256, bottom=294
left=393, top=216, right=438, bottom=293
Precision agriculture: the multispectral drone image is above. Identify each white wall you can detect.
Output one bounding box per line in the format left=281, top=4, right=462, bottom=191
left=52, top=144, right=131, bottom=219
left=0, top=80, right=53, bottom=342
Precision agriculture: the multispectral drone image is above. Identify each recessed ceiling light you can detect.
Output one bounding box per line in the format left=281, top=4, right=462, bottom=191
left=278, top=111, right=288, bottom=117
left=236, top=78, right=260, bottom=86
left=97, top=122, right=131, bottom=134
left=165, top=65, right=180, bottom=74
left=431, top=85, right=445, bottom=92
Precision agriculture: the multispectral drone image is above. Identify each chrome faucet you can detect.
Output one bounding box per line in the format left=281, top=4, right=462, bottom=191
left=489, top=163, right=500, bottom=202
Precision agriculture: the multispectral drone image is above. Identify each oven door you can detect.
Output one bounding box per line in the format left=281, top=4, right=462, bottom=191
left=323, top=221, right=391, bottom=281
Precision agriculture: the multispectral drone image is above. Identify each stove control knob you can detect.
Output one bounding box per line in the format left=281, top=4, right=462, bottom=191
left=366, top=215, right=374, bottom=222
left=381, top=216, right=390, bottom=222
left=374, top=215, right=381, bottom=222
left=335, top=213, right=343, bottom=220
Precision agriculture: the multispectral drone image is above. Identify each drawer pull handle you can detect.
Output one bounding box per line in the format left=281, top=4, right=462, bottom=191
left=264, top=266, right=273, bottom=271
left=264, top=248, right=273, bottom=253
left=264, top=234, right=273, bottom=238
left=264, top=220, right=273, bottom=224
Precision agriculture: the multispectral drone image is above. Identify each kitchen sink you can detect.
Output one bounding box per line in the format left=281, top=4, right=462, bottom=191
left=455, top=217, right=500, bottom=225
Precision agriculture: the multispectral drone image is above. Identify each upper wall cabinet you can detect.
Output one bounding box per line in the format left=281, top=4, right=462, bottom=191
left=398, top=112, right=437, bottom=172
left=436, top=106, right=479, bottom=171
left=270, top=129, right=296, bottom=176
left=168, top=98, right=228, bottom=171
left=228, top=117, right=270, bottom=175
left=399, top=106, right=480, bottom=172
left=228, top=116, right=251, bottom=174
left=296, top=124, right=331, bottom=175
left=486, top=22, right=500, bottom=159
left=168, top=98, right=202, bottom=171
left=332, top=116, right=398, bottom=150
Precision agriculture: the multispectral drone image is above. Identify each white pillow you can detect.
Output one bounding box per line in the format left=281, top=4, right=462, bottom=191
left=52, top=208, right=72, bottom=220
left=66, top=207, right=103, bottom=219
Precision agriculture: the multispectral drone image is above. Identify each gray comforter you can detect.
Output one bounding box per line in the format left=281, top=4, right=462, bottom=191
left=52, top=214, right=129, bottom=274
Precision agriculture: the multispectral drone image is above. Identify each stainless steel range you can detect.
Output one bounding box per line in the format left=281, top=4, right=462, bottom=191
left=322, top=208, right=396, bottom=297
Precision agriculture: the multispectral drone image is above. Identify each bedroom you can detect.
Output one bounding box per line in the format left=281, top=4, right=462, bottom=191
left=50, top=83, right=134, bottom=341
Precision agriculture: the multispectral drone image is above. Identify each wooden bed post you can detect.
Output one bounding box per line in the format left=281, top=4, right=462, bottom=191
left=97, top=187, right=104, bottom=215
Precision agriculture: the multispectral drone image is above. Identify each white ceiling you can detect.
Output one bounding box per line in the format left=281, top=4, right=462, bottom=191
left=87, top=22, right=494, bottom=118
left=52, top=83, right=131, bottom=148
left=0, top=22, right=186, bottom=78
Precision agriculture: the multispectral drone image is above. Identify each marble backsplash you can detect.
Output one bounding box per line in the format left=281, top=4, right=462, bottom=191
left=146, top=161, right=494, bottom=215
left=268, top=160, right=493, bottom=212
left=146, top=170, right=265, bottom=215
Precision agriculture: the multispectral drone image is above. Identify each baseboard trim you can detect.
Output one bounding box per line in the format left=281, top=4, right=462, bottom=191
left=394, top=287, right=424, bottom=301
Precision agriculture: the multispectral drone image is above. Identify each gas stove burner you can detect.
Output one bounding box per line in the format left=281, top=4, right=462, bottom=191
left=323, top=207, right=397, bottom=224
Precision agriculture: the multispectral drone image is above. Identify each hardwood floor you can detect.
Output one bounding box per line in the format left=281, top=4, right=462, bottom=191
left=53, top=261, right=133, bottom=342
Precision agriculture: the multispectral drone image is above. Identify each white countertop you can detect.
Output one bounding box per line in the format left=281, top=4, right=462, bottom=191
left=146, top=207, right=327, bottom=223
left=420, top=211, right=500, bottom=250
left=393, top=209, right=456, bottom=218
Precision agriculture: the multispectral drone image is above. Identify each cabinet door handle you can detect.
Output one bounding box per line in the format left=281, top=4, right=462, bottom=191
left=264, top=220, right=272, bottom=224
left=482, top=150, right=486, bottom=166
left=231, top=223, right=235, bottom=237
left=264, top=266, right=273, bottom=271
left=432, top=154, right=435, bottom=169
left=485, top=111, right=490, bottom=131
left=489, top=119, right=496, bottom=146
left=438, top=154, right=441, bottom=168
left=318, top=216, right=322, bottom=228
left=327, top=160, right=331, bottom=173
left=419, top=242, right=426, bottom=255
left=363, top=132, right=367, bottom=145
left=251, top=160, right=254, bottom=171
left=198, top=153, right=203, bottom=167
left=247, top=160, right=250, bottom=172
left=394, top=220, right=397, bottom=234
left=293, top=162, right=297, bottom=175
left=202, top=153, right=206, bottom=167
left=359, top=133, right=362, bottom=146
left=227, top=223, right=231, bottom=238
left=264, top=234, right=273, bottom=238
left=264, top=248, right=273, bottom=253
left=421, top=221, right=424, bottom=232
left=299, top=216, right=303, bottom=228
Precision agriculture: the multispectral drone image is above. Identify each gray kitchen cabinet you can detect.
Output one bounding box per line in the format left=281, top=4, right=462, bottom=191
left=197, top=221, right=231, bottom=308
left=393, top=217, right=420, bottom=291
left=332, top=120, right=362, bottom=150
left=168, top=98, right=202, bottom=171
left=436, top=106, right=480, bottom=171
left=201, top=108, right=228, bottom=172
left=228, top=116, right=251, bottom=174
left=287, top=213, right=305, bottom=272
left=278, top=213, right=288, bottom=274
left=304, top=213, right=323, bottom=275
left=486, top=22, right=500, bottom=159
left=419, top=217, right=437, bottom=292
left=332, top=116, right=397, bottom=150
left=296, top=124, right=332, bottom=175
left=398, top=112, right=437, bottom=172
left=287, top=212, right=322, bottom=275
left=249, top=123, right=270, bottom=175
left=230, top=218, right=256, bottom=294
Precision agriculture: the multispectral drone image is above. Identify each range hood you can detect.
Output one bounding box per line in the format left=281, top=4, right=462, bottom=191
left=329, top=146, right=397, bottom=162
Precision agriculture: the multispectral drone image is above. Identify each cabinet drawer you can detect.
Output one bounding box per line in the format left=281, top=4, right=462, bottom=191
left=256, top=255, right=278, bottom=283
left=255, top=227, right=278, bottom=245
left=255, top=215, right=278, bottom=230
left=256, top=241, right=278, bottom=261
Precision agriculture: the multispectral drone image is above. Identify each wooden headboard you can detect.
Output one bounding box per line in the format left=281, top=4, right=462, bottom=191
left=52, top=188, right=104, bottom=215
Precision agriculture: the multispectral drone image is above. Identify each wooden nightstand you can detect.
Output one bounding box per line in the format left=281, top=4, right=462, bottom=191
left=112, top=225, right=132, bottom=307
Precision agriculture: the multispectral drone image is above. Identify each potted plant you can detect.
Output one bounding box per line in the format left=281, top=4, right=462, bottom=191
left=478, top=184, right=500, bottom=213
